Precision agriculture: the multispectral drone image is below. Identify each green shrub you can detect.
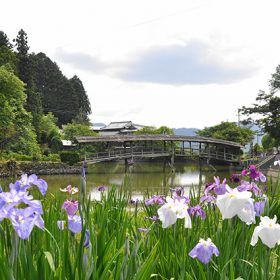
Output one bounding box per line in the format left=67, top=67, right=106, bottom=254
left=60, top=151, right=80, bottom=165
left=42, top=153, right=60, bottom=162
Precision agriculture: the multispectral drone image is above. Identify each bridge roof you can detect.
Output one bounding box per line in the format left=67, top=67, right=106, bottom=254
left=75, top=135, right=243, bottom=148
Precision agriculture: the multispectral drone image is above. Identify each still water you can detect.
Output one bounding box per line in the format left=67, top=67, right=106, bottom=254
left=44, top=162, right=236, bottom=200
left=0, top=162, right=237, bottom=200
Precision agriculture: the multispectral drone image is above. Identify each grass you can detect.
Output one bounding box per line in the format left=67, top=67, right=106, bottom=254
left=0, top=175, right=279, bottom=279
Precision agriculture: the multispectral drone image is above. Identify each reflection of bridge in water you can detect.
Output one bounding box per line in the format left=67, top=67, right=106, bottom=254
left=76, top=135, right=243, bottom=168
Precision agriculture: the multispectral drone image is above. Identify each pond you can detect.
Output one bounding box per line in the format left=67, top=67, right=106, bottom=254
left=0, top=161, right=238, bottom=200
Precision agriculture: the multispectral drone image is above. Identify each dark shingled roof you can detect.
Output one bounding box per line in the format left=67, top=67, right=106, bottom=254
left=75, top=135, right=243, bottom=148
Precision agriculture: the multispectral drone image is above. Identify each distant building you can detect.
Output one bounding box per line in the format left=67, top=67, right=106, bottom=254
left=97, top=121, right=144, bottom=136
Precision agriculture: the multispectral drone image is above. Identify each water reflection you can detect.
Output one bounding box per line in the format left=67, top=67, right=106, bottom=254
left=0, top=162, right=236, bottom=200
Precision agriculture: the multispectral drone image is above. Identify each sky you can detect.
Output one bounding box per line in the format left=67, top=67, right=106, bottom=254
left=2, top=0, right=280, bottom=128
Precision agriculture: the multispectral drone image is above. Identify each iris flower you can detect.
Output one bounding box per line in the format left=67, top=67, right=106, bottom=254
left=68, top=215, right=82, bottom=233
left=60, top=185, right=79, bottom=194
left=157, top=197, right=192, bottom=228
left=251, top=216, right=280, bottom=248
left=189, top=238, right=219, bottom=264
left=216, top=188, right=255, bottom=224
left=62, top=200, right=78, bottom=216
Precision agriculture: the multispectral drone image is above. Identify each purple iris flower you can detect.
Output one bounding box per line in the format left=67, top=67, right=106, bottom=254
left=188, top=205, right=206, bottom=220
left=62, top=200, right=78, bottom=216
left=10, top=174, right=48, bottom=196
left=213, top=177, right=227, bottom=195
left=205, top=177, right=228, bottom=196
left=250, top=182, right=262, bottom=196
left=68, top=215, right=82, bottom=233
left=189, top=238, right=219, bottom=264
left=200, top=195, right=216, bottom=204
left=145, top=195, right=165, bottom=206
left=170, top=186, right=184, bottom=197
left=254, top=200, right=266, bottom=217
left=97, top=186, right=106, bottom=192
left=138, top=227, right=150, bottom=233
left=229, top=174, right=241, bottom=183
left=237, top=181, right=251, bottom=192
left=241, top=169, right=248, bottom=176
left=9, top=207, right=44, bottom=240
left=130, top=198, right=139, bottom=205
left=84, top=230, right=91, bottom=248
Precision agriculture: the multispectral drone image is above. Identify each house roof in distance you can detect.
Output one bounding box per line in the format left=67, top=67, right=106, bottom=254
left=100, top=121, right=140, bottom=131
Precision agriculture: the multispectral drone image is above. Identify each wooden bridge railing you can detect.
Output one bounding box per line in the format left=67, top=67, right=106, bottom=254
left=85, top=146, right=239, bottom=163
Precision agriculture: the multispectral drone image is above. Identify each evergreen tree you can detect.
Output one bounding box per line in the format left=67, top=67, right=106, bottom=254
left=69, top=75, right=91, bottom=123
left=0, top=31, right=12, bottom=49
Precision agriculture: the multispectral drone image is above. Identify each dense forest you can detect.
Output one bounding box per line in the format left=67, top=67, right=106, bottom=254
left=0, top=29, right=92, bottom=158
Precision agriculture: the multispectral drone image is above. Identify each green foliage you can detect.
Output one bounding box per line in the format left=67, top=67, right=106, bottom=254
left=241, top=65, right=280, bottom=141
left=60, top=151, right=80, bottom=165
left=135, top=125, right=174, bottom=135
left=0, top=177, right=279, bottom=279
left=0, top=31, right=13, bottom=49
left=0, top=46, right=18, bottom=72
left=31, top=52, right=91, bottom=126
left=253, top=143, right=263, bottom=155
left=197, top=122, right=254, bottom=145
left=262, top=134, right=278, bottom=150
left=63, top=123, right=97, bottom=142
left=0, top=66, right=40, bottom=156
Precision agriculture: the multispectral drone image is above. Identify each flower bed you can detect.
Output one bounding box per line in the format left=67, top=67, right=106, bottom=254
left=0, top=165, right=279, bottom=279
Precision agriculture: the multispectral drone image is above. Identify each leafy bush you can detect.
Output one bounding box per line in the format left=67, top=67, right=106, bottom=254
left=41, top=154, right=60, bottom=162
left=60, top=151, right=80, bottom=165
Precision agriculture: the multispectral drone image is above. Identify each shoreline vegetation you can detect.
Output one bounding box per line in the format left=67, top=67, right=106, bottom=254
left=0, top=165, right=279, bottom=279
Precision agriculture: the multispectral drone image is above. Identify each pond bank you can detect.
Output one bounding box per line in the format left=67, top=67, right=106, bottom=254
left=0, top=161, right=81, bottom=177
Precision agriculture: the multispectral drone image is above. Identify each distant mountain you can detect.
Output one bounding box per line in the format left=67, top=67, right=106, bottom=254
left=93, top=123, right=106, bottom=127
left=173, top=128, right=199, bottom=136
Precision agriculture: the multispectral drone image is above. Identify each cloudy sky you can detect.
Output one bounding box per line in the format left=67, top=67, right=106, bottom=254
left=2, top=0, right=280, bottom=128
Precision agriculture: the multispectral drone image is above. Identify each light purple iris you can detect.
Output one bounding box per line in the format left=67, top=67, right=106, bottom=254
left=145, top=195, right=165, bottom=206
left=254, top=200, right=266, bottom=217
left=97, top=186, right=106, bottom=192
left=68, top=215, right=82, bottom=233
left=205, top=177, right=228, bottom=196
left=188, top=205, right=206, bottom=220
left=62, top=200, right=78, bottom=216
left=237, top=181, right=251, bottom=192
left=189, top=238, right=219, bottom=264
left=10, top=174, right=48, bottom=196
left=200, top=194, right=216, bottom=204
left=9, top=207, right=44, bottom=240
left=130, top=198, right=139, bottom=205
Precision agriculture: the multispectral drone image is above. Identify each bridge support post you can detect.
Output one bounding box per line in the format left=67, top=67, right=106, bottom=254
left=171, top=141, right=175, bottom=172
left=125, top=158, right=128, bottom=173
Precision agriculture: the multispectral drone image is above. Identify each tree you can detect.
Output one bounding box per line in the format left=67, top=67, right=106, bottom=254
left=0, top=31, right=12, bottom=49
left=196, top=122, right=254, bottom=146
left=63, top=123, right=97, bottom=142
left=0, top=66, right=40, bottom=155
left=261, top=134, right=277, bottom=150
left=31, top=53, right=90, bottom=126
left=134, top=126, right=174, bottom=135
left=240, top=65, right=280, bottom=141
left=39, top=113, right=61, bottom=144
left=69, top=75, right=91, bottom=124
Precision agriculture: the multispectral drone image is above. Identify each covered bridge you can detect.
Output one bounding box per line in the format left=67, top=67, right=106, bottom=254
left=76, top=135, right=243, bottom=165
